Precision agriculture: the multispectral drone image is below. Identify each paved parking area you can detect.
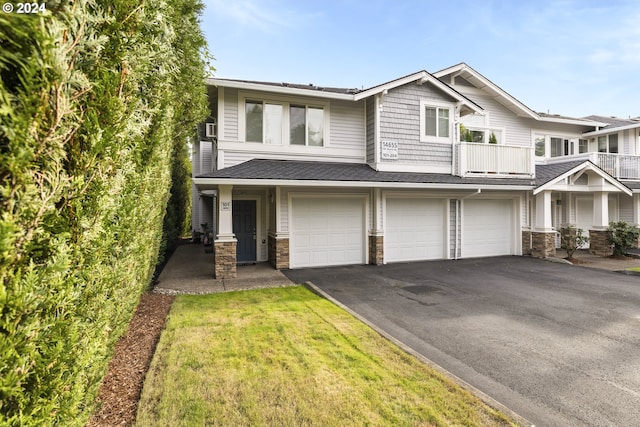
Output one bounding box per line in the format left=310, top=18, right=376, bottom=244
left=284, top=256, right=640, bottom=426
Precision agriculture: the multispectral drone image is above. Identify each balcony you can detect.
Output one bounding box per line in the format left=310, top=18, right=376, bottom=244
left=541, top=152, right=640, bottom=180
left=455, top=142, right=534, bottom=178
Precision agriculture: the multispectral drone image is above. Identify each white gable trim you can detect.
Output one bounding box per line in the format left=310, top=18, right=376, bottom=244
left=534, top=162, right=631, bottom=196
left=353, top=71, right=484, bottom=115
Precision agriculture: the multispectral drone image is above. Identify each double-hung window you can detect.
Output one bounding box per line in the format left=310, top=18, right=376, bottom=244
left=598, top=134, right=618, bottom=153
left=244, top=96, right=325, bottom=146
left=420, top=100, right=451, bottom=142
left=245, top=100, right=283, bottom=144
left=290, top=105, right=324, bottom=146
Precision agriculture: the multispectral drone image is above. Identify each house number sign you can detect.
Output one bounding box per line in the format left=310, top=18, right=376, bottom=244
left=381, top=141, right=398, bottom=159
left=221, top=201, right=231, bottom=211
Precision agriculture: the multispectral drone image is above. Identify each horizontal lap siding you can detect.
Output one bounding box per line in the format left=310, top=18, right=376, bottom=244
left=223, top=88, right=239, bottom=140
left=380, top=82, right=453, bottom=166
left=330, top=99, right=365, bottom=151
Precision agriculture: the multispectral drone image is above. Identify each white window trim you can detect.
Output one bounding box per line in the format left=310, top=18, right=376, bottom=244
left=238, top=91, right=330, bottom=146
left=532, top=131, right=582, bottom=159
left=419, top=99, right=453, bottom=143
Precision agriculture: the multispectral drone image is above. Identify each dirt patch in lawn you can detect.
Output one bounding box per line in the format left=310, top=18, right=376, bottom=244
left=87, top=292, right=174, bottom=427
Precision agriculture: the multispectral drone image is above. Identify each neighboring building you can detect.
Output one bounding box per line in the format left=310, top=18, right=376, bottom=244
left=192, top=63, right=640, bottom=278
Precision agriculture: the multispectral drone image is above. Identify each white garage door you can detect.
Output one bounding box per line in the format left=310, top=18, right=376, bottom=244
left=463, top=199, right=513, bottom=258
left=290, top=197, right=365, bottom=268
left=386, top=198, right=445, bottom=262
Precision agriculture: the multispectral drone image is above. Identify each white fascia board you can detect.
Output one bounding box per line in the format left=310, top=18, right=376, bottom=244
left=354, top=71, right=484, bottom=115
left=207, top=78, right=355, bottom=101
left=353, top=71, right=428, bottom=100
left=533, top=162, right=632, bottom=196
left=193, top=177, right=534, bottom=191
left=538, top=116, right=606, bottom=127
left=582, top=122, right=640, bottom=136
left=434, top=64, right=539, bottom=120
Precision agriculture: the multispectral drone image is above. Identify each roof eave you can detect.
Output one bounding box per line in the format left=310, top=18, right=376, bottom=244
left=193, top=176, right=533, bottom=191
left=206, top=78, right=356, bottom=101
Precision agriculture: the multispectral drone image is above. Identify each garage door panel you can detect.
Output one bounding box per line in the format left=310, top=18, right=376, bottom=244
left=386, top=198, right=445, bottom=262
left=291, top=197, right=365, bottom=268
left=463, top=199, right=512, bottom=258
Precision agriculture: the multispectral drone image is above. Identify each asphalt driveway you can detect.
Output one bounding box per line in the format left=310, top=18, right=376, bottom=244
left=284, top=256, right=640, bottom=426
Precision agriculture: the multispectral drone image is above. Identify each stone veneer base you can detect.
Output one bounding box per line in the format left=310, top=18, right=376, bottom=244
left=369, top=235, right=384, bottom=265
left=588, top=229, right=613, bottom=257
left=213, top=240, right=237, bottom=279
left=531, top=231, right=556, bottom=258
left=268, top=235, right=289, bottom=270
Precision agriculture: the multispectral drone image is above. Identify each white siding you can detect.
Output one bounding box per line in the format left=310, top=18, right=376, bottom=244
left=223, top=88, right=239, bottom=140
left=330, top=99, right=365, bottom=150
left=199, top=141, right=213, bottom=174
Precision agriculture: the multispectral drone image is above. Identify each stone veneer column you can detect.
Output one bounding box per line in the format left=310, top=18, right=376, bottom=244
left=268, top=234, right=289, bottom=270
left=521, top=229, right=532, bottom=256
left=588, top=229, right=613, bottom=257
left=369, top=235, right=384, bottom=265
left=531, top=231, right=556, bottom=258
left=213, top=240, right=237, bottom=279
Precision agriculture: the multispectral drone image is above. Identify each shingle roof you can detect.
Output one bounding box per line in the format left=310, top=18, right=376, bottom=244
left=196, top=159, right=535, bottom=186
left=583, top=115, right=639, bottom=129
left=535, top=161, right=587, bottom=187
left=212, top=78, right=361, bottom=95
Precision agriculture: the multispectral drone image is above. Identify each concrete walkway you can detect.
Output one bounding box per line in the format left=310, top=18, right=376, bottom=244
left=153, top=242, right=640, bottom=295
left=550, top=248, right=640, bottom=271
left=153, top=242, right=293, bottom=295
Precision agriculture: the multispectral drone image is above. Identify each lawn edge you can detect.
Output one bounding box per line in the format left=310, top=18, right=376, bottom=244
left=303, top=281, right=532, bottom=427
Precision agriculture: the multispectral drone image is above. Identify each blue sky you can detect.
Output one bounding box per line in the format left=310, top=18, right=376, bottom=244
left=201, top=0, right=640, bottom=119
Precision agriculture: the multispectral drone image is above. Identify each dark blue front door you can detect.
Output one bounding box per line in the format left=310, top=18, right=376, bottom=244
left=233, top=200, right=256, bottom=263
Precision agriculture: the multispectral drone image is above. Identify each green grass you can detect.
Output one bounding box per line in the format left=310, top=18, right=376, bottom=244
left=626, top=267, right=640, bottom=272
left=136, top=286, right=516, bottom=426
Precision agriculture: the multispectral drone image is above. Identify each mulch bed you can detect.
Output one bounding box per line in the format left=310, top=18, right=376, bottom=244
left=87, top=292, right=175, bottom=427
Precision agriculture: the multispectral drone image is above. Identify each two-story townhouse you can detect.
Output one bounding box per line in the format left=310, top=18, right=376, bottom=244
left=193, top=63, right=639, bottom=278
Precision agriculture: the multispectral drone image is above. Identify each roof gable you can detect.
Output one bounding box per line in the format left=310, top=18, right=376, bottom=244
left=534, top=161, right=631, bottom=196
left=353, top=70, right=484, bottom=116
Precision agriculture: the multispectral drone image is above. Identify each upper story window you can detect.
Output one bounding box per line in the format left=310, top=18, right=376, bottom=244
left=534, top=134, right=584, bottom=158
left=246, top=101, right=283, bottom=144
left=290, top=105, right=324, bottom=146
left=460, top=126, right=503, bottom=144
left=420, top=100, right=452, bottom=143
left=598, top=134, right=618, bottom=153
left=242, top=94, right=327, bottom=146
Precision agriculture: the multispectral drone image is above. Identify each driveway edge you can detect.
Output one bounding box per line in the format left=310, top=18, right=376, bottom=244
left=304, top=280, right=532, bottom=427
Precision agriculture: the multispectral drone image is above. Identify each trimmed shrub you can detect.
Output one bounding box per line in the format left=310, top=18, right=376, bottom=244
left=0, top=1, right=209, bottom=425
left=560, top=226, right=589, bottom=259
left=607, top=220, right=640, bottom=257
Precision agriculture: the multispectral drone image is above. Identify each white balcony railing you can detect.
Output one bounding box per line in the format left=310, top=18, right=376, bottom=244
left=455, top=142, right=534, bottom=177
left=542, top=152, right=640, bottom=180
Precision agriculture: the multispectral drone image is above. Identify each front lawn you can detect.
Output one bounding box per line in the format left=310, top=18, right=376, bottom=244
left=136, top=286, right=515, bottom=426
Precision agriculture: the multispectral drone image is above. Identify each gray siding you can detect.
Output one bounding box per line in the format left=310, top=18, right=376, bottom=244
left=379, top=82, right=454, bottom=166
left=366, top=97, right=375, bottom=164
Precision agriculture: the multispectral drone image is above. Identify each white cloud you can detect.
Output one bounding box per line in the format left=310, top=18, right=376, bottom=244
left=205, top=0, right=316, bottom=33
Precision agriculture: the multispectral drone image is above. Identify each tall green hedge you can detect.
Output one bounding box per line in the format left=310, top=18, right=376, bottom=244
left=0, top=0, right=209, bottom=425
